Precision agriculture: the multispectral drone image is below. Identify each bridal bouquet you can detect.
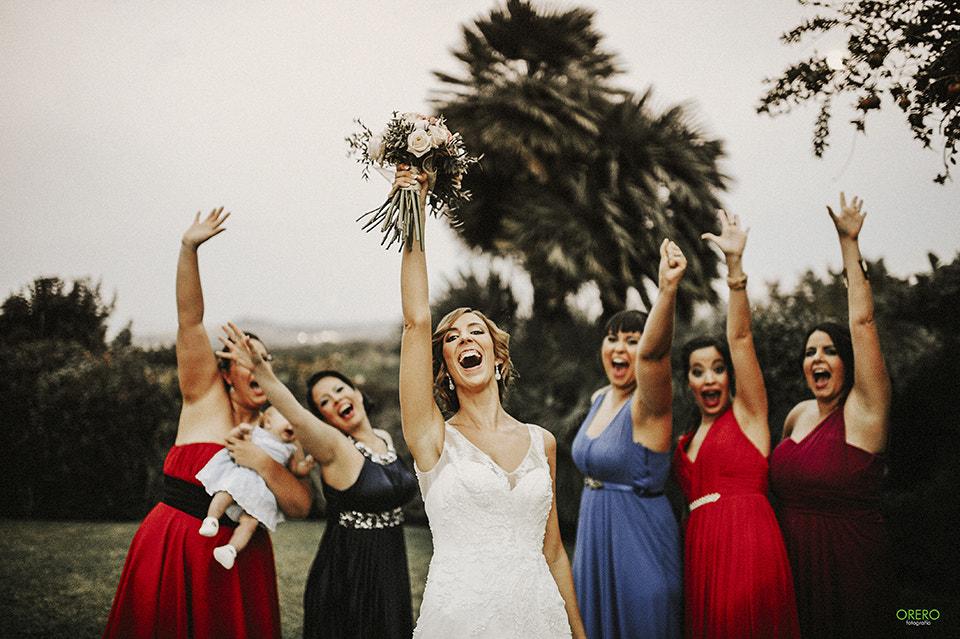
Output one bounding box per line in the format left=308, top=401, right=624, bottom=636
left=347, top=111, right=479, bottom=250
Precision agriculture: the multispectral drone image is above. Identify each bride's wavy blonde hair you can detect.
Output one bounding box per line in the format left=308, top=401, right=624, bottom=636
left=431, top=307, right=513, bottom=413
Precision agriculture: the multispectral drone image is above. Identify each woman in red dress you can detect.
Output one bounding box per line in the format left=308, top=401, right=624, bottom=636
left=672, top=210, right=800, bottom=638
left=769, top=194, right=895, bottom=638
left=103, top=208, right=313, bottom=638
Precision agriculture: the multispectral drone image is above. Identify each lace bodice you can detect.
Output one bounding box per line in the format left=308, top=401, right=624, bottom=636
left=413, top=423, right=571, bottom=638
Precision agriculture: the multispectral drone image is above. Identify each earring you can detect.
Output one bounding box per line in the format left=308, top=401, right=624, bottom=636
left=448, top=375, right=455, bottom=391
left=495, top=363, right=502, bottom=381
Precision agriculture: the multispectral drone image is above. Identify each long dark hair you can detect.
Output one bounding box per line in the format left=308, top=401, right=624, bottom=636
left=304, top=369, right=376, bottom=422
left=679, top=335, right=734, bottom=435
left=801, top=321, right=855, bottom=398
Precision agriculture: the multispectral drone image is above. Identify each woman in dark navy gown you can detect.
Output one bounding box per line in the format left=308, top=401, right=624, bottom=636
left=223, top=330, right=418, bottom=639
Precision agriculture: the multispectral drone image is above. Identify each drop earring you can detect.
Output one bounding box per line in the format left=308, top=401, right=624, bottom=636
left=495, top=363, right=502, bottom=381
left=448, top=375, right=455, bottom=391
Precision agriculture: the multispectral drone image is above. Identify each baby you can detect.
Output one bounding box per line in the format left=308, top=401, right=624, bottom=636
left=196, top=405, right=311, bottom=569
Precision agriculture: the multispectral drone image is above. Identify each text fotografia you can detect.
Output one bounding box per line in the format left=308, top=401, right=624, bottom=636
left=897, top=608, right=940, bottom=626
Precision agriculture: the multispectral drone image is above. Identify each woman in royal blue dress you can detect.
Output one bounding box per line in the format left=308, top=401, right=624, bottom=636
left=571, top=239, right=686, bottom=639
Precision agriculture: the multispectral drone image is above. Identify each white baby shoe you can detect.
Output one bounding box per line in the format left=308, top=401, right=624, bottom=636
left=198, top=516, right=219, bottom=537
left=213, top=544, right=238, bottom=570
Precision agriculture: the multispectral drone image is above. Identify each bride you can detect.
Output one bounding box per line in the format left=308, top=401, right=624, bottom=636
left=391, top=165, right=586, bottom=639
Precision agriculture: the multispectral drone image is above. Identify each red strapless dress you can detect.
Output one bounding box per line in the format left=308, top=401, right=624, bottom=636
left=103, top=443, right=281, bottom=638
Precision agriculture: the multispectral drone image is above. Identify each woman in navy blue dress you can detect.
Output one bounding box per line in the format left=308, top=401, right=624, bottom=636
left=221, top=328, right=419, bottom=639
left=571, top=240, right=686, bottom=639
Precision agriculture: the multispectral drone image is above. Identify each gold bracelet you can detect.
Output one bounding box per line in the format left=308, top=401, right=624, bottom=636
left=726, top=274, right=747, bottom=290
left=181, top=240, right=196, bottom=252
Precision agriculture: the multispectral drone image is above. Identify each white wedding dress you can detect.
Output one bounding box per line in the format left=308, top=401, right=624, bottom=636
left=413, top=423, right=572, bottom=638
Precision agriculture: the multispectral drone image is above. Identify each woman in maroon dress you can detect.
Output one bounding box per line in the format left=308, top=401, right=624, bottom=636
left=672, top=210, right=799, bottom=638
left=103, top=208, right=313, bottom=638
left=769, top=193, right=895, bottom=638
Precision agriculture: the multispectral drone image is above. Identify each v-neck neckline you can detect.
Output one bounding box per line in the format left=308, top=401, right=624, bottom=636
left=584, top=392, right=630, bottom=441
left=448, top=423, right=533, bottom=475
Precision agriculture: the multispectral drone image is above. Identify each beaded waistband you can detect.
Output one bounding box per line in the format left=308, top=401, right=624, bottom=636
left=689, top=492, right=720, bottom=511
left=584, top=476, right=664, bottom=497
left=338, top=506, right=405, bottom=530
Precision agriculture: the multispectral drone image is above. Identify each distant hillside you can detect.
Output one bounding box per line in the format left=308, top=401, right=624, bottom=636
left=134, top=317, right=400, bottom=348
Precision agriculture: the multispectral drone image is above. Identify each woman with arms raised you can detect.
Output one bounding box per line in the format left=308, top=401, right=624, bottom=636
left=393, top=165, right=586, bottom=638
left=217, top=330, right=420, bottom=639
left=571, top=239, right=687, bottom=639
left=104, top=208, right=313, bottom=638
left=672, top=210, right=799, bottom=638
left=769, top=194, right=894, bottom=638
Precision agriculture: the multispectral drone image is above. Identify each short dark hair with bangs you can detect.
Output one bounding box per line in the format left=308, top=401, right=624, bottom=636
left=603, top=309, right=648, bottom=336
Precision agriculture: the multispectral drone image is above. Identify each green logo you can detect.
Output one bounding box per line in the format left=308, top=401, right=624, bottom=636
left=897, top=608, right=940, bottom=627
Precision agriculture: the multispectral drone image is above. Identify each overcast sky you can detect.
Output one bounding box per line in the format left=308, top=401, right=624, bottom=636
left=2, top=0, right=958, bottom=342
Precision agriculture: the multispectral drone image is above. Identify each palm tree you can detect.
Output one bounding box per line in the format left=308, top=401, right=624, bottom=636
left=433, top=0, right=727, bottom=319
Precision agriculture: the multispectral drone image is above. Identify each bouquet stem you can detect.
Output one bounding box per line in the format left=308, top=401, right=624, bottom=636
left=357, top=185, right=424, bottom=251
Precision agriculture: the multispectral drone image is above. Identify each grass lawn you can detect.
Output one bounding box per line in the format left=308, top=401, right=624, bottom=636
left=0, top=519, right=432, bottom=639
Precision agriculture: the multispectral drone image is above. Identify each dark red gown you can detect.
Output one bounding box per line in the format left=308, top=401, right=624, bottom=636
left=103, top=443, right=281, bottom=638
left=673, top=408, right=800, bottom=639
left=769, top=406, right=895, bottom=639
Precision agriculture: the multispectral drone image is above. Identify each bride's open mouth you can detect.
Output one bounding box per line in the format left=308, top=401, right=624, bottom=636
left=458, top=349, right=483, bottom=370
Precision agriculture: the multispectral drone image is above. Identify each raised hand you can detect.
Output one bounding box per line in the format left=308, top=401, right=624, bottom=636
left=215, top=322, right=264, bottom=372
left=182, top=207, right=230, bottom=251
left=827, top=192, right=866, bottom=242
left=390, top=164, right=429, bottom=202
left=289, top=448, right=318, bottom=478
left=702, top=209, right=748, bottom=259
left=658, top=239, right=687, bottom=289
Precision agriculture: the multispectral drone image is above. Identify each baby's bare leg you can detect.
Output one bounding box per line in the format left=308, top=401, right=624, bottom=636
left=199, top=491, right=233, bottom=537
left=227, top=513, right=259, bottom=554
left=213, top=512, right=259, bottom=570
left=207, top=491, right=233, bottom=519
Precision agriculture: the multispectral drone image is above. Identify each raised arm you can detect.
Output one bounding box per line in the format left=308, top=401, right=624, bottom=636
left=632, top=239, right=686, bottom=452
left=702, top=210, right=769, bottom=454
left=219, top=324, right=362, bottom=490
left=176, top=208, right=229, bottom=403
left=828, top=193, right=891, bottom=452
left=397, top=167, right=446, bottom=470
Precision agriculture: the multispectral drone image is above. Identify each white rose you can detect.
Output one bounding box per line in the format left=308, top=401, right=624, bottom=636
left=428, top=124, right=449, bottom=148
left=407, top=129, right=432, bottom=157
left=366, top=134, right=385, bottom=163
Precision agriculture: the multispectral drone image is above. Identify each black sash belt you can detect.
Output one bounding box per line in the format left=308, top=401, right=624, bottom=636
left=161, top=474, right=237, bottom=528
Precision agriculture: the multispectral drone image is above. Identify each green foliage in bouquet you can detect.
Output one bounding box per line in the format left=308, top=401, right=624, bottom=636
left=347, top=111, right=480, bottom=249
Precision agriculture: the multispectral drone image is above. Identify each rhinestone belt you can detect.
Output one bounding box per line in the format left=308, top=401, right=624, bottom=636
left=338, top=506, right=405, bottom=530
left=689, top=492, right=721, bottom=511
